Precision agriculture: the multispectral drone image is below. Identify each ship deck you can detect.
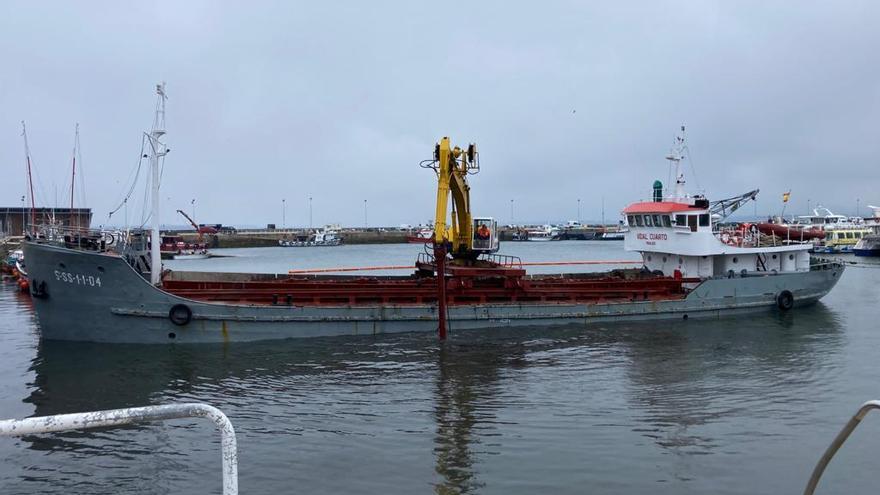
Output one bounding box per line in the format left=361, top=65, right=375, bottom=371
left=161, top=270, right=697, bottom=307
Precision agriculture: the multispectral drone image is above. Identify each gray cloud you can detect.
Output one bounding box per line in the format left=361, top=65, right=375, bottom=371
left=2, top=1, right=878, bottom=228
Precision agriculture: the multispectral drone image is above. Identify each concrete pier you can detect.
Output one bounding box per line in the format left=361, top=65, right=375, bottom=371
left=178, top=228, right=409, bottom=248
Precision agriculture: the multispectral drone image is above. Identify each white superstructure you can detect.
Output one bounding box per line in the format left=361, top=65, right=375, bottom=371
left=623, top=129, right=812, bottom=279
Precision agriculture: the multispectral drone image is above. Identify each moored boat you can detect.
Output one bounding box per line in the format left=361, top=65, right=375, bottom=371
left=160, top=235, right=209, bottom=259
left=526, top=225, right=559, bottom=241
left=19, top=101, right=844, bottom=343
left=854, top=234, right=880, bottom=257
left=279, top=227, right=341, bottom=247
left=815, top=227, right=874, bottom=254
left=406, top=227, right=434, bottom=244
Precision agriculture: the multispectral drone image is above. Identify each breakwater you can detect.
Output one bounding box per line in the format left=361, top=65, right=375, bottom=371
left=173, top=225, right=622, bottom=249
left=178, top=229, right=409, bottom=248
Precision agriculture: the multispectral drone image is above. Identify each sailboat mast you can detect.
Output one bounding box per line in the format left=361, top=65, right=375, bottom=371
left=148, top=83, right=168, bottom=286
left=21, top=121, right=37, bottom=235
left=70, top=124, right=79, bottom=229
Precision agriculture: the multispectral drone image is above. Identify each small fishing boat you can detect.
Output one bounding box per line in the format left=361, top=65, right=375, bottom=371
left=526, top=225, right=559, bottom=241
left=161, top=235, right=209, bottom=259
left=854, top=234, right=880, bottom=257
left=597, top=227, right=627, bottom=241
left=10, top=251, right=29, bottom=293
left=406, top=228, right=434, bottom=244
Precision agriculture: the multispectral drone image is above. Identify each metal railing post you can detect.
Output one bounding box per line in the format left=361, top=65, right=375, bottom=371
left=804, top=400, right=880, bottom=495
left=0, top=403, right=238, bottom=495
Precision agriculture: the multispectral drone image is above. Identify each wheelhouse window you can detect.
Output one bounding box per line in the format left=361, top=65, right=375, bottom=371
left=662, top=215, right=672, bottom=227
left=645, top=215, right=653, bottom=227
left=652, top=214, right=661, bottom=227
left=688, top=215, right=697, bottom=232
left=635, top=215, right=643, bottom=227
left=699, top=214, right=710, bottom=227
left=855, top=232, right=862, bottom=238
left=627, top=215, right=635, bottom=226
left=675, top=214, right=686, bottom=226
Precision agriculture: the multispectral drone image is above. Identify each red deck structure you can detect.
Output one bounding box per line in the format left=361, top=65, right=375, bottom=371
left=162, top=271, right=696, bottom=307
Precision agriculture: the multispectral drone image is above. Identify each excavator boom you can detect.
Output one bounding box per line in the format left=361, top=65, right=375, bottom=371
left=423, top=137, right=497, bottom=261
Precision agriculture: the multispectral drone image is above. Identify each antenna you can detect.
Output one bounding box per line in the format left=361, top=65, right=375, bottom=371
left=664, top=126, right=687, bottom=201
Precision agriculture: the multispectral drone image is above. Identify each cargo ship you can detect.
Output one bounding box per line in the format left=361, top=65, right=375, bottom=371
left=20, top=88, right=843, bottom=343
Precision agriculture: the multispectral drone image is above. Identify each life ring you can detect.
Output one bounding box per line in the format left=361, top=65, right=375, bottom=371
left=169, top=304, right=192, bottom=326
left=776, top=290, right=794, bottom=310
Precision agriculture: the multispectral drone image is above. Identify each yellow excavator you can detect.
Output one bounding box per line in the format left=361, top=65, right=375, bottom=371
left=423, top=136, right=499, bottom=263
left=421, top=136, right=506, bottom=339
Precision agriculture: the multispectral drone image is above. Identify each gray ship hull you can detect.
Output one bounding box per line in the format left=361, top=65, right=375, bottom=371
left=22, top=242, right=844, bottom=344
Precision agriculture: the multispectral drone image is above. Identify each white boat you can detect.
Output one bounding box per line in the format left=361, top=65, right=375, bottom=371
left=406, top=227, right=434, bottom=243
left=279, top=227, right=341, bottom=247
left=794, top=207, right=865, bottom=230
left=527, top=225, right=559, bottom=241
left=623, top=127, right=823, bottom=283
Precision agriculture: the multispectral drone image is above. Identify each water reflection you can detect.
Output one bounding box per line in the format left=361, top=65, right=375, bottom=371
left=617, top=303, right=845, bottom=456
left=15, top=304, right=847, bottom=493
left=432, top=341, right=513, bottom=494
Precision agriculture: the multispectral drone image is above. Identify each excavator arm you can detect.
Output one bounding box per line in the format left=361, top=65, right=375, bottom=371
left=430, top=137, right=481, bottom=259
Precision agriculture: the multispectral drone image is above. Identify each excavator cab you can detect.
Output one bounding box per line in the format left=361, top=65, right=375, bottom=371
left=472, top=217, right=499, bottom=253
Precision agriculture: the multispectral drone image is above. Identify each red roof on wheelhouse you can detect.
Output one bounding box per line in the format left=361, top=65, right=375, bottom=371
left=622, top=201, right=705, bottom=214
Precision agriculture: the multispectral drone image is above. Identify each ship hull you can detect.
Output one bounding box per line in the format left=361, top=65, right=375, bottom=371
left=854, top=248, right=880, bottom=257
left=22, top=242, right=844, bottom=344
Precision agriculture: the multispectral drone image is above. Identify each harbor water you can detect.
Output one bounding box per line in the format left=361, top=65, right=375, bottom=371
left=1, top=241, right=880, bottom=494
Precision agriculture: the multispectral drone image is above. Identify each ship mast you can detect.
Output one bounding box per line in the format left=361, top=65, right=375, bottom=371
left=21, top=121, right=37, bottom=235
left=665, top=126, right=686, bottom=202
left=70, top=123, right=79, bottom=229
left=147, top=83, right=169, bottom=286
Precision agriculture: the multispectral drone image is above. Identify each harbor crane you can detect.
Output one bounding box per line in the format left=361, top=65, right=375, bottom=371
left=709, top=189, right=760, bottom=221
left=176, top=209, right=217, bottom=238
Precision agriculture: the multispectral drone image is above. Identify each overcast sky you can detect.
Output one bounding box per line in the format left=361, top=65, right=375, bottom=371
left=2, top=1, right=878, bottom=228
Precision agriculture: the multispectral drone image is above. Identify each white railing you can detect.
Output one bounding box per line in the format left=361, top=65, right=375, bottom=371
left=0, top=403, right=238, bottom=495
left=804, top=400, right=880, bottom=495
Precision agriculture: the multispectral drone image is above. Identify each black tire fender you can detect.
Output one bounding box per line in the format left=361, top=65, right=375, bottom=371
left=169, top=304, right=192, bottom=326
left=777, top=290, right=794, bottom=311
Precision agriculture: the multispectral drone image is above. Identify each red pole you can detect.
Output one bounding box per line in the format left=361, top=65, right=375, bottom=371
left=434, top=241, right=448, bottom=340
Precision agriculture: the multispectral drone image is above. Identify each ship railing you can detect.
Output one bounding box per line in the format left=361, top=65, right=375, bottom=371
left=810, top=259, right=843, bottom=271
left=713, top=225, right=762, bottom=248
left=484, top=253, right=523, bottom=268
left=30, top=224, right=132, bottom=253
left=0, top=402, right=238, bottom=495
left=417, top=251, right=435, bottom=265
left=804, top=400, right=880, bottom=495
